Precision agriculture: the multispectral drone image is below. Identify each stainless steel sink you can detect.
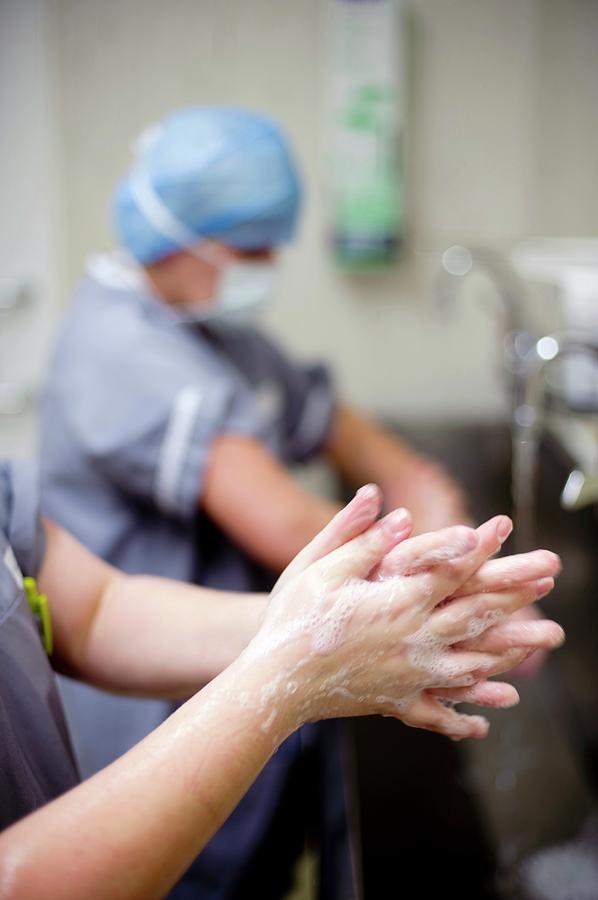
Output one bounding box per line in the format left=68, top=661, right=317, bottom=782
left=352, top=423, right=598, bottom=900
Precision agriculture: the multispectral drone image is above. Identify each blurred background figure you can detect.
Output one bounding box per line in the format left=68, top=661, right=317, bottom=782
left=38, top=103, right=466, bottom=900
left=2, top=1, right=598, bottom=899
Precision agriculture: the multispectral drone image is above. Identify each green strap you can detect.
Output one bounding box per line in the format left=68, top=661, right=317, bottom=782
left=24, top=577, right=53, bottom=656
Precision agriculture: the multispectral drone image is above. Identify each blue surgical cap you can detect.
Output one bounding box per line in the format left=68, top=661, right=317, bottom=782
left=113, top=107, right=302, bottom=264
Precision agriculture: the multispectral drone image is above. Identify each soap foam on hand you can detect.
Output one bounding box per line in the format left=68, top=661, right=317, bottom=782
left=209, top=505, right=561, bottom=748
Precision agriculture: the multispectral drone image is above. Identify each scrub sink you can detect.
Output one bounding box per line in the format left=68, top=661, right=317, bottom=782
left=352, top=423, right=598, bottom=900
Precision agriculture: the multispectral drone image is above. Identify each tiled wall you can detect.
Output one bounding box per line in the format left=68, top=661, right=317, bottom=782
left=44, top=0, right=598, bottom=422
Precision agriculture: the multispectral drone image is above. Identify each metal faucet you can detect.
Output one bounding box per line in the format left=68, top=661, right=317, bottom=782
left=512, top=332, right=598, bottom=550
left=436, top=247, right=598, bottom=547
left=436, top=244, right=525, bottom=334
left=436, top=245, right=536, bottom=408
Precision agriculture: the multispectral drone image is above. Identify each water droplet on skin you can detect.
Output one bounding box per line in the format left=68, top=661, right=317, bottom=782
left=260, top=708, right=277, bottom=733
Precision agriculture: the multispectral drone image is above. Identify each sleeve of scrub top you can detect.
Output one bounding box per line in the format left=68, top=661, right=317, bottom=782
left=248, top=331, right=337, bottom=463
left=66, top=332, right=268, bottom=522
left=1, top=461, right=46, bottom=577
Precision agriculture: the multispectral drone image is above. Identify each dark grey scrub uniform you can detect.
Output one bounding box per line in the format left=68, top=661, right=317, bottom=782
left=39, top=259, right=357, bottom=899
left=0, top=461, right=78, bottom=830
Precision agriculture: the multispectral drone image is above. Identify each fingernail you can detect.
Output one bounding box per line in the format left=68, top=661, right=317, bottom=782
left=434, top=526, right=477, bottom=562
left=451, top=715, right=489, bottom=742
left=499, top=691, right=520, bottom=709
left=382, top=508, right=410, bottom=540
left=551, top=624, right=566, bottom=647
left=496, top=518, right=513, bottom=543
left=472, top=716, right=490, bottom=738
left=535, top=577, right=554, bottom=599
left=355, top=484, right=378, bottom=502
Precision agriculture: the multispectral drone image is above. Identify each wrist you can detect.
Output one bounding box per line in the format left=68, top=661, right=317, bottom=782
left=220, top=643, right=309, bottom=743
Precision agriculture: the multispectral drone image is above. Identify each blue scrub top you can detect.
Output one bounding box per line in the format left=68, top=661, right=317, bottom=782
left=40, top=254, right=336, bottom=757
left=39, top=256, right=352, bottom=900
left=41, top=256, right=335, bottom=586
left=0, top=461, right=79, bottom=830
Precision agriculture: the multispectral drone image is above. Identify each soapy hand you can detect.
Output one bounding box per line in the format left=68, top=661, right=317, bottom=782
left=245, top=486, right=562, bottom=742
left=490, top=605, right=549, bottom=679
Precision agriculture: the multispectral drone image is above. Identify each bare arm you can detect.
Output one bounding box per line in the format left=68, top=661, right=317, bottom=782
left=0, top=497, right=384, bottom=900
left=326, top=404, right=421, bottom=487
left=202, top=434, right=340, bottom=572
left=39, top=519, right=265, bottom=697
left=0, top=658, right=290, bottom=900
left=0, top=496, right=563, bottom=899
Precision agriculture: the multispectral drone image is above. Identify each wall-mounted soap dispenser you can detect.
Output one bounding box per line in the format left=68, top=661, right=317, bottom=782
left=326, top=0, right=406, bottom=269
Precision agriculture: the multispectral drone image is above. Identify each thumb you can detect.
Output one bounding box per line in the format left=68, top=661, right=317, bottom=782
left=273, top=485, right=382, bottom=594
left=313, top=507, right=412, bottom=587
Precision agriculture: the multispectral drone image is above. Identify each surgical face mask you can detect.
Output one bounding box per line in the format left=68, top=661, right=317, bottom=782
left=182, top=259, right=278, bottom=323
left=129, top=169, right=277, bottom=323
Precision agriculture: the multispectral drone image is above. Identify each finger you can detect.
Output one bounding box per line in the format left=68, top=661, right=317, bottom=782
left=456, top=617, right=565, bottom=654
left=423, top=516, right=516, bottom=608
left=429, top=680, right=520, bottom=709
left=375, top=516, right=512, bottom=610
left=373, top=524, right=480, bottom=581
left=456, top=550, right=561, bottom=597
left=314, top=507, right=412, bottom=586
left=274, top=485, right=383, bottom=593
left=427, top=579, right=553, bottom=641
left=400, top=693, right=490, bottom=741
left=427, top=647, right=530, bottom=685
